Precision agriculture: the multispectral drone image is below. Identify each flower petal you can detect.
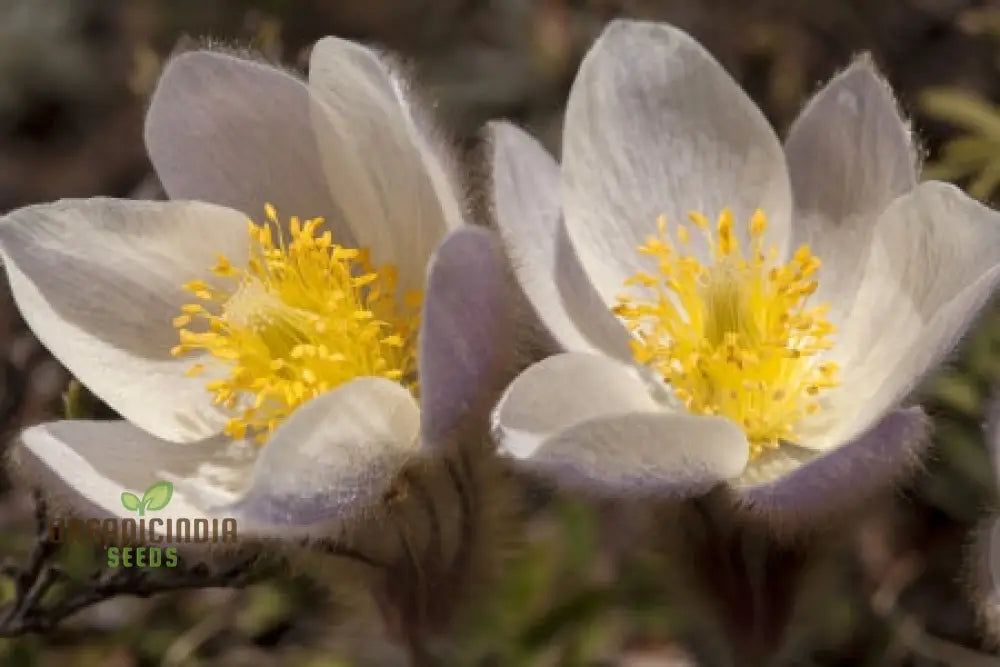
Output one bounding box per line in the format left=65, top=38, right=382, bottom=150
left=17, top=378, right=419, bottom=536
left=219, top=377, right=420, bottom=529
left=145, top=50, right=354, bottom=243
left=785, top=56, right=918, bottom=322
left=0, top=198, right=250, bottom=442
left=737, top=408, right=930, bottom=526
left=561, top=19, right=792, bottom=303
left=308, top=37, right=462, bottom=294
left=16, top=419, right=255, bottom=522
left=508, top=411, right=748, bottom=495
left=801, top=182, right=1000, bottom=449
left=488, top=121, right=631, bottom=359
left=420, top=227, right=515, bottom=445
left=493, top=351, right=669, bottom=459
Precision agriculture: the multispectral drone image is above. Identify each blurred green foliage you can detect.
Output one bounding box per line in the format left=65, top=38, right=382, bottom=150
left=921, top=8, right=1000, bottom=203
left=921, top=87, right=1000, bottom=200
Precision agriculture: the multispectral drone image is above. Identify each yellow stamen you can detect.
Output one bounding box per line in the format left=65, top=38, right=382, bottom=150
left=613, top=208, right=839, bottom=459
left=172, top=204, right=421, bottom=443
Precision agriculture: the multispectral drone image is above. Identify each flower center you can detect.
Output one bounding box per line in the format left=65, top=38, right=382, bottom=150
left=172, top=204, right=421, bottom=443
left=613, top=208, right=839, bottom=459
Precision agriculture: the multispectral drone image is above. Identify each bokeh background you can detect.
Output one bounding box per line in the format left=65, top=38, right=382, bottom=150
left=3, top=0, right=1000, bottom=665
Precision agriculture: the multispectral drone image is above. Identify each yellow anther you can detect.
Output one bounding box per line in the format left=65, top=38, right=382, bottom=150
left=172, top=205, right=421, bottom=443
left=749, top=209, right=767, bottom=237
left=615, top=208, right=839, bottom=459
left=333, top=248, right=360, bottom=261
left=185, top=364, right=206, bottom=378
left=687, top=211, right=709, bottom=229
left=716, top=208, right=735, bottom=257
left=212, top=255, right=237, bottom=277
left=264, top=202, right=278, bottom=222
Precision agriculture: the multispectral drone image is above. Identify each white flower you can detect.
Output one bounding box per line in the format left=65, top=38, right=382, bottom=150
left=488, top=19, right=1000, bottom=517
left=0, top=38, right=509, bottom=537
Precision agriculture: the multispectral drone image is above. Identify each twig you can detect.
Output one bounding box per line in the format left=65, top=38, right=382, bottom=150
left=311, top=537, right=390, bottom=571
left=0, top=492, right=265, bottom=637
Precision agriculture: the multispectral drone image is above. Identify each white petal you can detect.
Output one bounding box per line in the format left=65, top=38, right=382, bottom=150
left=18, top=378, right=419, bottom=537
left=737, top=408, right=929, bottom=526
left=785, top=57, right=918, bottom=323
left=309, top=37, right=461, bottom=294
left=492, top=352, right=667, bottom=459
left=561, top=19, right=792, bottom=304
left=145, top=50, right=354, bottom=243
left=509, top=411, right=748, bottom=495
left=801, top=182, right=1000, bottom=448
left=419, top=227, right=515, bottom=445
left=17, top=420, right=255, bottom=522
left=0, top=198, right=250, bottom=442
left=219, top=377, right=420, bottom=530
left=488, top=121, right=631, bottom=359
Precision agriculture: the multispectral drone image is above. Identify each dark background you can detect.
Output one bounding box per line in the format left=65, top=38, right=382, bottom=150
left=2, top=0, right=1000, bottom=665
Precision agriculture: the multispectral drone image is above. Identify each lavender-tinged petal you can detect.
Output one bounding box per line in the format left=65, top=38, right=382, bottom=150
left=737, top=407, right=930, bottom=526
left=16, top=420, right=254, bottom=522
left=0, top=198, right=249, bottom=442
left=561, top=19, right=792, bottom=303
left=220, top=377, right=419, bottom=531
left=511, top=411, right=748, bottom=496
left=799, top=182, right=1000, bottom=449
left=308, top=37, right=460, bottom=294
left=488, top=121, right=631, bottom=359
left=492, top=352, right=662, bottom=459
left=146, top=50, right=353, bottom=243
left=419, top=227, right=516, bottom=446
left=785, top=56, right=918, bottom=324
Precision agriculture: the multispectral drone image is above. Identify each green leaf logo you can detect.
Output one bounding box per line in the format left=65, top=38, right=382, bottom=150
left=120, top=492, right=140, bottom=512
left=120, top=481, right=174, bottom=516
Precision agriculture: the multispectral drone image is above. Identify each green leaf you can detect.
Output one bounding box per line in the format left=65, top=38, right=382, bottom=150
left=969, top=157, right=1000, bottom=200
left=141, top=481, right=174, bottom=512
left=120, top=492, right=140, bottom=512
left=921, top=87, right=1000, bottom=139
left=63, top=380, right=88, bottom=419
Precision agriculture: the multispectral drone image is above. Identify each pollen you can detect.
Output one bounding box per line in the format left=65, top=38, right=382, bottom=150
left=613, top=209, right=839, bottom=459
left=171, top=205, right=421, bottom=443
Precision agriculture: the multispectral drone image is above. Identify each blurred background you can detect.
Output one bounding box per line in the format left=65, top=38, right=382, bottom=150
left=3, top=0, right=1000, bottom=665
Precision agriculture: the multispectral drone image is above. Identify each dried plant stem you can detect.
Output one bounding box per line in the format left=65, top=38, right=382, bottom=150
left=0, top=491, right=265, bottom=636
left=683, top=492, right=810, bottom=666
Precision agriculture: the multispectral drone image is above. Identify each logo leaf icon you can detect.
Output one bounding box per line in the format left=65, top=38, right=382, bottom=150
left=120, top=492, right=140, bottom=512
left=140, top=481, right=174, bottom=514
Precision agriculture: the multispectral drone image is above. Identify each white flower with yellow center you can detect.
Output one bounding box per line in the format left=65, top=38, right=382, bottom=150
left=489, top=20, right=1000, bottom=517
left=0, top=39, right=507, bottom=535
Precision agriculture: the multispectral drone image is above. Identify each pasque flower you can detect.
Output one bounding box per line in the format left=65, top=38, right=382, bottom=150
left=0, top=38, right=504, bottom=535
left=489, top=19, right=1000, bottom=516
